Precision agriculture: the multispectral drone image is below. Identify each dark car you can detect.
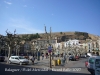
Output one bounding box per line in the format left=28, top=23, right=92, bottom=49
left=0, top=54, right=5, bottom=62
left=69, top=55, right=75, bottom=61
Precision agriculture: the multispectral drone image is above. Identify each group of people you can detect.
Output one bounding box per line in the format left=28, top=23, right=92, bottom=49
left=30, top=52, right=46, bottom=65
left=30, top=52, right=68, bottom=65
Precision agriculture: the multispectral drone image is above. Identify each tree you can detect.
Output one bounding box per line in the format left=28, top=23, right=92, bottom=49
left=36, top=33, right=41, bottom=38
left=29, top=34, right=34, bottom=41
left=21, top=34, right=31, bottom=41
left=60, top=32, right=63, bottom=34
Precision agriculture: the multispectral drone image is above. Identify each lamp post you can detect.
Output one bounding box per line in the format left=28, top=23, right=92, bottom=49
left=44, top=25, right=52, bottom=68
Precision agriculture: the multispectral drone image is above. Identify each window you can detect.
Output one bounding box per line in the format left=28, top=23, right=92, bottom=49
left=19, top=56, right=25, bottom=59
left=89, top=58, right=95, bottom=64
left=11, top=57, right=14, bottom=59
left=14, top=57, right=19, bottom=59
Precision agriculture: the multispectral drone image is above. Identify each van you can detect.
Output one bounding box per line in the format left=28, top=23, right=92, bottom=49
left=85, top=56, right=100, bottom=75
left=94, top=57, right=100, bottom=75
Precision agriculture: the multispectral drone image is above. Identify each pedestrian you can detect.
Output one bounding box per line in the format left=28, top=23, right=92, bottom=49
left=58, top=54, right=59, bottom=57
left=47, top=53, right=48, bottom=58
left=46, top=53, right=48, bottom=59
left=31, top=56, right=35, bottom=65
left=52, top=53, right=54, bottom=59
left=42, top=53, right=44, bottom=60
left=61, top=56, right=64, bottom=66
left=63, top=54, right=66, bottom=64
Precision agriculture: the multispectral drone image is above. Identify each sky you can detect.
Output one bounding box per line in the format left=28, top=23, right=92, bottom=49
left=0, top=0, right=100, bottom=36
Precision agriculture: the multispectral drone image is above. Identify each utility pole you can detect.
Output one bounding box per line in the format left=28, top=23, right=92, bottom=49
left=50, top=27, right=52, bottom=68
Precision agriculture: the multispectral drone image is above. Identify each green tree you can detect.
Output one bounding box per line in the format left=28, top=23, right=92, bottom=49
left=35, top=33, right=41, bottom=38
left=60, top=32, right=63, bottom=34
left=29, top=34, right=34, bottom=41
left=22, top=35, right=29, bottom=41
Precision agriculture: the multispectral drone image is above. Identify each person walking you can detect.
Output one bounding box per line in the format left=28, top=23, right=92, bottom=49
left=63, top=54, right=66, bottom=64
left=46, top=53, right=48, bottom=59
left=31, top=56, right=35, bottom=65
left=61, top=55, right=65, bottom=66
left=42, top=53, right=44, bottom=60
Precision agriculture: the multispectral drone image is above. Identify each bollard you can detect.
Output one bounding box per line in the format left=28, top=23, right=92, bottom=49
left=52, top=60, right=57, bottom=66
left=57, top=59, right=61, bottom=65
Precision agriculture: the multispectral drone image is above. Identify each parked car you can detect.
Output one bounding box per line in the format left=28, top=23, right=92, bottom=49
left=95, top=58, right=100, bottom=75
left=85, top=56, right=100, bottom=75
left=0, top=54, right=5, bottom=62
left=87, top=53, right=92, bottom=57
left=9, top=56, right=29, bottom=65
left=75, top=56, right=80, bottom=61
left=81, top=54, right=87, bottom=58
left=69, top=55, right=75, bottom=61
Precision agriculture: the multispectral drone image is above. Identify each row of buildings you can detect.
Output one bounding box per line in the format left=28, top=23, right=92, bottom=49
left=21, top=37, right=100, bottom=55
left=0, top=34, right=100, bottom=56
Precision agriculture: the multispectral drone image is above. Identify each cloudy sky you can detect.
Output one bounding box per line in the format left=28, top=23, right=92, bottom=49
left=0, top=0, right=100, bottom=36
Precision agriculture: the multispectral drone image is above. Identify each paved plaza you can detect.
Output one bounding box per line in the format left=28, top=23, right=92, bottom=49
left=1, top=56, right=90, bottom=75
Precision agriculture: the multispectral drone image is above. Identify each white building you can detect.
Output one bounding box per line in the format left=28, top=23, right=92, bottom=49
left=97, top=37, right=100, bottom=51
left=87, top=42, right=92, bottom=52
left=64, top=39, right=80, bottom=47
left=55, top=43, right=62, bottom=49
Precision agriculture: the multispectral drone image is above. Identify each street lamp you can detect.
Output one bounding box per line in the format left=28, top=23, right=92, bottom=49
left=44, top=25, right=52, bottom=68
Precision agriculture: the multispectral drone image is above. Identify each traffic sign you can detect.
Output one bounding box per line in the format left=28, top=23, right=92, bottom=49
left=48, top=46, right=52, bottom=53
left=48, top=50, right=52, bottom=53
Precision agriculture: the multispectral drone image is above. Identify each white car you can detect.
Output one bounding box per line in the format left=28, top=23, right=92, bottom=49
left=87, top=53, right=92, bottom=57
left=9, top=56, right=29, bottom=65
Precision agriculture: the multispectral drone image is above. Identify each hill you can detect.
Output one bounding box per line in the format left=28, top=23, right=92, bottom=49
left=40, top=31, right=99, bottom=39
left=18, top=31, right=99, bottom=43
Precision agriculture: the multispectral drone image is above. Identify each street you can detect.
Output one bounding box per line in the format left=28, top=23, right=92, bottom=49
left=0, top=57, right=91, bottom=75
